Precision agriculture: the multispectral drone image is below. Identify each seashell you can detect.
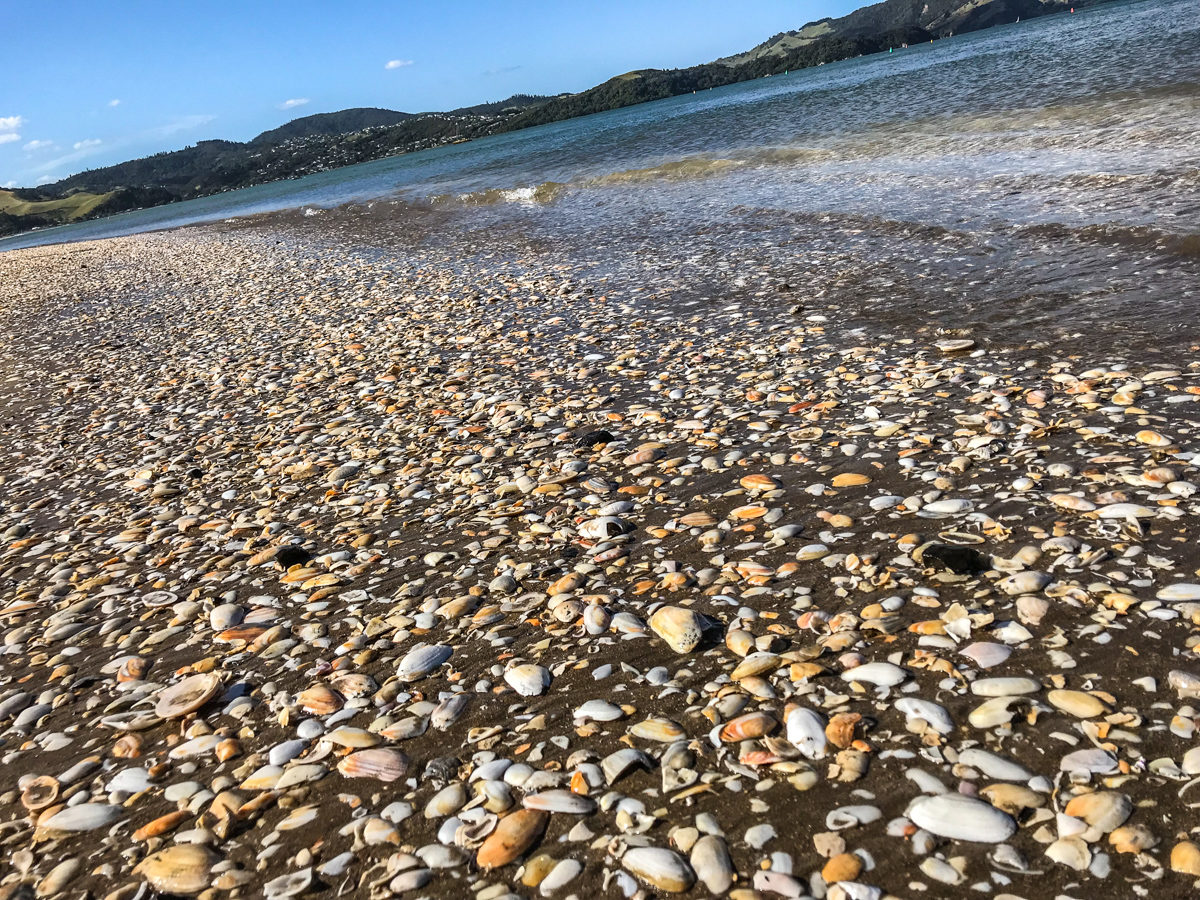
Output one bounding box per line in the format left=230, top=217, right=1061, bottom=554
left=1157, top=583, right=1200, bottom=603
left=504, top=663, right=551, bottom=697
left=895, top=697, right=954, bottom=734
left=476, top=809, right=548, bottom=869
left=208, top=603, right=244, bottom=630
left=278, top=806, right=320, bottom=831
left=275, top=763, right=327, bottom=790
left=729, top=504, right=767, bottom=520
left=832, top=472, right=871, bottom=487
left=980, top=783, right=1045, bottom=816
left=840, top=661, right=907, bottom=687
left=298, top=684, right=343, bottom=716
left=719, top=710, right=777, bottom=743
left=337, top=748, right=409, bottom=782
left=41, top=803, right=126, bottom=833
left=264, top=868, right=312, bottom=899
left=1064, top=791, right=1131, bottom=833
left=575, top=699, right=625, bottom=723
left=523, top=790, right=596, bottom=815
left=740, top=474, right=780, bottom=493
left=396, top=643, right=453, bottom=681
left=622, top=846, right=696, bottom=893
left=134, top=845, right=220, bottom=895
left=1045, top=837, right=1091, bottom=870
left=133, top=810, right=191, bottom=841
left=20, top=775, right=60, bottom=811
left=1135, top=429, right=1173, bottom=447
left=785, top=707, right=827, bottom=759
left=731, top=651, right=782, bottom=681
left=1060, top=748, right=1118, bottom=774
left=825, top=713, right=863, bottom=750
left=970, top=677, right=1041, bottom=697
left=957, top=749, right=1033, bottom=781
left=1096, top=503, right=1155, bottom=519
left=154, top=673, right=221, bottom=719
left=935, top=339, right=975, bottom=353
left=1168, top=670, right=1200, bottom=699
left=1109, top=824, right=1158, bottom=854
left=117, top=656, right=151, bottom=682
left=330, top=672, right=377, bottom=697
left=579, top=516, right=632, bottom=539
left=919, top=498, right=973, bottom=517
left=648, top=605, right=705, bottom=653
left=431, top=694, right=471, bottom=730
left=1049, top=493, right=1096, bottom=512
left=796, top=543, right=829, bottom=560
left=1047, top=689, right=1109, bottom=718
left=997, top=571, right=1051, bottom=594
left=325, top=726, right=380, bottom=748
left=907, top=793, right=1016, bottom=843
left=602, top=748, right=654, bottom=785
left=1170, top=840, right=1200, bottom=876
left=690, top=835, right=734, bottom=893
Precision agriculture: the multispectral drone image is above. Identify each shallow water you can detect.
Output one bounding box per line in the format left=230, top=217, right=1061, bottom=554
left=3, top=0, right=1196, bottom=255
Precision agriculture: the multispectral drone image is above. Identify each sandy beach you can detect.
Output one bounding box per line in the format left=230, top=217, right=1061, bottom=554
left=1, top=210, right=1199, bottom=899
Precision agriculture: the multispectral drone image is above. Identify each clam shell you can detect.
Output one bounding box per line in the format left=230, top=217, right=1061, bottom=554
left=41, top=803, right=126, bottom=833
left=907, top=793, right=1016, bottom=843
left=1047, top=689, right=1109, bottom=718
left=476, top=809, right=548, bottom=869
left=840, top=661, right=907, bottom=687
left=622, top=846, right=696, bottom=893
left=895, top=697, right=954, bottom=734
left=690, top=835, right=734, bottom=894
left=629, top=717, right=686, bottom=742
left=1157, top=583, right=1200, bottom=603
left=1064, top=791, right=1132, bottom=833
left=648, top=605, right=705, bottom=654
left=601, top=747, right=654, bottom=785
left=504, top=663, right=551, bottom=697
left=154, top=673, right=221, bottom=719
left=297, top=684, right=343, bottom=716
left=20, top=775, right=60, bottom=811
left=718, top=711, right=777, bottom=743
left=134, top=845, right=220, bottom=895
left=396, top=643, right=453, bottom=681
left=575, top=699, right=625, bottom=723
left=522, top=789, right=596, bottom=815
left=337, top=748, right=409, bottom=782
left=431, top=694, right=471, bottom=730
left=785, top=707, right=828, bottom=759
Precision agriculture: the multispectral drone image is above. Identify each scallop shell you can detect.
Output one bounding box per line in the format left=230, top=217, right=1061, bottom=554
left=337, top=748, right=409, bottom=783
left=134, top=845, right=220, bottom=896
left=396, top=643, right=453, bottom=681
left=297, top=684, right=343, bottom=716
left=622, top=846, right=696, bottom=893
left=154, top=673, right=221, bottom=719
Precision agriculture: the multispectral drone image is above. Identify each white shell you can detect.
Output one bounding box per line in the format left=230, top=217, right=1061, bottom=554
left=622, top=846, right=696, bottom=893
left=396, top=643, right=453, bottom=682
left=1096, top=503, right=1155, bottom=519
left=895, top=698, right=954, bottom=734
left=908, top=793, right=1016, bottom=842
left=840, top=661, right=907, bottom=687
left=40, top=803, right=125, bottom=832
left=522, top=789, right=597, bottom=815
left=785, top=707, right=828, bottom=759
left=1157, top=583, right=1200, bottom=603
left=575, top=699, right=625, bottom=722
left=504, top=663, right=551, bottom=697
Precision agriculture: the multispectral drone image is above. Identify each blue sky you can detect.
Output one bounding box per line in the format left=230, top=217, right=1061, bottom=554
left=0, top=0, right=857, bottom=189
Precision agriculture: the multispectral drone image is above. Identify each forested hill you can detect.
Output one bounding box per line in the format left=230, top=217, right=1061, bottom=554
left=2, top=0, right=1088, bottom=237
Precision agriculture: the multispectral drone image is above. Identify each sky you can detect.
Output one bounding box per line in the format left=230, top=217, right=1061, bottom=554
left=0, top=0, right=858, bottom=189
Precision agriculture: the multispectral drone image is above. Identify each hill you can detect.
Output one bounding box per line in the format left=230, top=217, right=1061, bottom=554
left=1, top=0, right=1089, bottom=238
left=250, top=107, right=415, bottom=145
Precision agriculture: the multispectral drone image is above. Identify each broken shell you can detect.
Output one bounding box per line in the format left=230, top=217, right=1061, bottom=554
left=154, top=673, right=222, bottom=719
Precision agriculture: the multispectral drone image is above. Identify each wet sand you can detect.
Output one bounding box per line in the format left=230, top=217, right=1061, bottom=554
left=1, top=206, right=1200, bottom=900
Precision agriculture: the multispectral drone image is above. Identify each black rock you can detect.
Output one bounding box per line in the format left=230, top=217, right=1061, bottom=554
left=274, top=545, right=313, bottom=569
left=576, top=429, right=615, bottom=448
left=918, top=543, right=988, bottom=575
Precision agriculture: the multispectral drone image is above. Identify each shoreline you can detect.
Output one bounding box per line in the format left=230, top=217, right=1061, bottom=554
left=1, top=216, right=1199, bottom=898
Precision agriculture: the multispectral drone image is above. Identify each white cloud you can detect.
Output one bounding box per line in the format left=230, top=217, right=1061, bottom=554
left=109, top=99, right=121, bottom=107
left=36, top=175, right=55, bottom=185
left=0, top=133, right=19, bottom=145
left=0, top=115, right=23, bottom=131
left=2, top=180, right=15, bottom=188
left=23, top=139, right=55, bottom=152
left=73, top=138, right=103, bottom=151
left=145, top=114, right=215, bottom=138
left=385, top=59, right=414, bottom=70
left=279, top=98, right=310, bottom=110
